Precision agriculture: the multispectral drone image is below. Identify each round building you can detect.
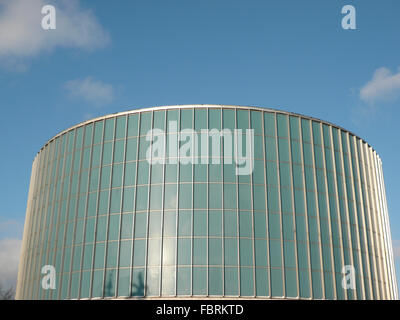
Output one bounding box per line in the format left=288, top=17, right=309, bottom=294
left=16, top=105, right=398, bottom=300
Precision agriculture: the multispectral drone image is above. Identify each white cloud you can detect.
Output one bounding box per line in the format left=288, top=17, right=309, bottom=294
left=0, top=238, right=22, bottom=289
left=64, top=76, right=114, bottom=106
left=360, top=67, right=400, bottom=104
left=0, top=0, right=109, bottom=60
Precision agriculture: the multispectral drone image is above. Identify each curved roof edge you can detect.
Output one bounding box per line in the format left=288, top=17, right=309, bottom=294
left=35, top=104, right=378, bottom=158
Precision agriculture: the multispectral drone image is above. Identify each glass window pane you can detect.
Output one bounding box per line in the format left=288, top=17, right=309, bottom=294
left=153, top=110, right=165, bottom=130
left=98, top=190, right=109, bottom=215
left=122, top=187, right=135, bottom=213
left=164, top=184, right=177, bottom=210
left=255, top=267, right=269, bottom=297
left=253, top=185, right=266, bottom=211
left=223, top=109, right=235, bottom=129
left=94, top=121, right=104, bottom=144
left=209, top=267, right=223, bottom=295
left=115, top=116, right=127, bottom=139
left=180, top=109, right=193, bottom=129
left=193, top=238, right=207, bottom=266
left=149, top=211, right=161, bottom=237
left=209, top=184, right=222, bottom=209
left=224, top=238, right=238, bottom=266
left=137, top=161, right=149, bottom=185
left=179, top=163, right=192, bottom=182
left=118, top=269, right=130, bottom=297
left=80, top=271, right=91, bottom=298
left=92, top=270, right=104, bottom=298
left=178, top=238, right=191, bottom=265
left=225, top=267, right=238, bottom=295
left=277, top=114, right=288, bottom=138
left=289, top=116, right=300, bottom=140
left=126, top=138, right=138, bottom=162
left=194, top=164, right=207, bottom=182
left=104, top=118, right=115, bottom=141
left=132, top=268, right=145, bottom=296
left=209, top=210, right=222, bottom=236
left=75, top=127, right=84, bottom=150
left=209, top=238, right=222, bottom=265
left=162, top=266, right=176, bottom=296
left=112, top=164, right=123, bottom=188
left=150, top=185, right=162, bottom=210
left=134, top=212, right=147, bottom=238
left=254, top=212, right=267, bottom=238
left=108, top=214, right=120, bottom=240
left=147, top=239, right=161, bottom=266
left=133, top=240, right=146, bottom=266
left=251, top=111, right=262, bottom=135
left=114, top=140, right=125, bottom=163
left=237, top=109, right=249, bottom=129
left=224, top=210, right=237, bottom=237
left=165, top=163, right=177, bottom=182
left=239, top=211, right=252, bottom=238
left=193, top=267, right=207, bottom=295
left=163, top=211, right=177, bottom=237
left=223, top=184, right=237, bottom=210
left=240, top=267, right=254, bottom=296
left=239, top=238, right=253, bottom=266
left=178, top=184, right=191, bottom=209
left=151, top=163, right=163, bottom=184
left=124, top=162, right=136, bottom=187
left=138, top=136, right=150, bottom=160
left=167, top=110, right=179, bottom=132
left=271, top=268, right=283, bottom=297
left=255, top=239, right=268, bottom=267
left=106, top=241, right=118, bottom=268
left=194, top=108, right=207, bottom=130
left=264, top=112, right=276, bottom=136
left=127, top=114, right=139, bottom=137
left=94, top=242, right=105, bottom=269
left=140, top=112, right=152, bottom=136
left=102, top=142, right=113, bottom=166
left=177, top=210, right=191, bottom=237
left=301, top=119, right=311, bottom=143
left=209, top=164, right=222, bottom=182
left=121, top=213, right=133, bottom=239
left=265, top=137, right=277, bottom=161
left=238, top=184, right=251, bottom=210
left=193, top=210, right=206, bottom=236
left=177, top=267, right=190, bottom=295
left=162, top=238, right=176, bottom=266
left=84, top=218, right=95, bottom=243
left=209, top=108, right=221, bottom=129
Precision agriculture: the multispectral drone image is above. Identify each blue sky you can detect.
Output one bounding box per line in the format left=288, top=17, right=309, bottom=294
left=0, top=0, right=399, bottom=295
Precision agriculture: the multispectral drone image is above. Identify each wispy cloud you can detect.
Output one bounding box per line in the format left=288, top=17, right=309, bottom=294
left=360, top=67, right=400, bottom=104
left=64, top=76, right=114, bottom=106
left=0, top=238, right=22, bottom=289
left=0, top=0, right=109, bottom=67
left=0, top=219, right=24, bottom=239
left=393, top=240, right=400, bottom=259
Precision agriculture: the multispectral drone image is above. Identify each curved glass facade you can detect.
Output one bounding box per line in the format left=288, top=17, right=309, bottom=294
left=16, top=105, right=398, bottom=300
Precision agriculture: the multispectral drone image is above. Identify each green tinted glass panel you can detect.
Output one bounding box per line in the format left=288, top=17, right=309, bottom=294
left=127, top=114, right=139, bottom=137
left=115, top=116, right=126, bottom=139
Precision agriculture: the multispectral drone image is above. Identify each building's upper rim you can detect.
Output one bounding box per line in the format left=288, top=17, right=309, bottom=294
left=35, top=104, right=378, bottom=158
